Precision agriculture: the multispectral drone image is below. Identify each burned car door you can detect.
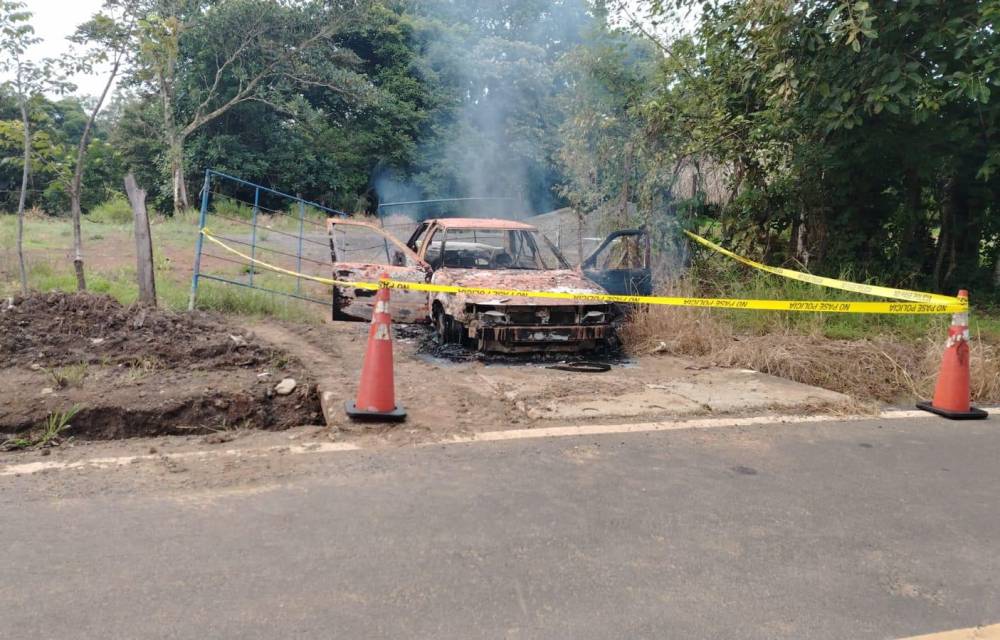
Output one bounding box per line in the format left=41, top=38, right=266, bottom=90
left=327, top=219, right=431, bottom=323
left=581, top=229, right=652, bottom=296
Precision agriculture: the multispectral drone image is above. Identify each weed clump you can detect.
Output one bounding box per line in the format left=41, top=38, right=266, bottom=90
left=622, top=279, right=1000, bottom=404
left=88, top=195, right=133, bottom=225
left=1, top=406, right=79, bottom=451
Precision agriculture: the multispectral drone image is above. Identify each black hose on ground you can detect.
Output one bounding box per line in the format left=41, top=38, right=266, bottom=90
left=545, top=361, right=611, bottom=373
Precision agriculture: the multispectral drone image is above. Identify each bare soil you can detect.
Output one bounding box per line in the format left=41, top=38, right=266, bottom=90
left=0, top=292, right=854, bottom=456
left=0, top=293, right=322, bottom=443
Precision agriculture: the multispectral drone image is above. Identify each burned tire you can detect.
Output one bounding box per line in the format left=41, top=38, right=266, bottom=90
left=435, top=311, right=461, bottom=345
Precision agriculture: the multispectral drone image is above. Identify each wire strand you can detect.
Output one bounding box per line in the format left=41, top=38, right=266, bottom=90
left=210, top=191, right=329, bottom=227
left=211, top=234, right=330, bottom=267
left=208, top=212, right=332, bottom=249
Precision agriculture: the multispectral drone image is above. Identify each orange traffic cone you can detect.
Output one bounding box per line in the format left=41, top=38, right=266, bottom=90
left=345, top=279, right=406, bottom=422
left=917, top=290, right=988, bottom=420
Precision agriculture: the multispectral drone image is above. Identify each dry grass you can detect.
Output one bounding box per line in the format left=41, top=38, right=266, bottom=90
left=622, top=304, right=1000, bottom=404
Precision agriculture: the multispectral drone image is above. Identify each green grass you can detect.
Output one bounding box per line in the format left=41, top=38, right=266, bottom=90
left=283, top=203, right=331, bottom=226
left=37, top=406, right=80, bottom=446
left=206, top=198, right=329, bottom=233
left=211, top=195, right=255, bottom=220
left=44, top=362, right=89, bottom=388
left=1, top=214, right=322, bottom=323
left=718, top=273, right=948, bottom=341
left=1, top=216, right=80, bottom=250
left=665, top=259, right=988, bottom=343
left=1, top=405, right=80, bottom=450
left=193, top=280, right=321, bottom=322
left=4, top=256, right=320, bottom=323
left=88, top=195, right=134, bottom=225
left=170, top=207, right=202, bottom=225
left=971, top=314, right=1000, bottom=343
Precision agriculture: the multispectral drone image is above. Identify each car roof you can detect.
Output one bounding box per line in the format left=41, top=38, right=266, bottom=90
left=427, top=217, right=537, bottom=231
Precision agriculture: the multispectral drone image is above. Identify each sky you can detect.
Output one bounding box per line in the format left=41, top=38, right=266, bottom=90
left=12, top=0, right=109, bottom=96
left=6, top=0, right=689, bottom=99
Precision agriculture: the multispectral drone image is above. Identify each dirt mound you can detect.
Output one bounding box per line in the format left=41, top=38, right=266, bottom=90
left=0, top=293, right=322, bottom=443
left=1, top=292, right=269, bottom=369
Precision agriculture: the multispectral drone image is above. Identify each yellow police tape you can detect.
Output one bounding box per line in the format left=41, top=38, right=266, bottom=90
left=683, top=230, right=963, bottom=306
left=200, top=229, right=967, bottom=314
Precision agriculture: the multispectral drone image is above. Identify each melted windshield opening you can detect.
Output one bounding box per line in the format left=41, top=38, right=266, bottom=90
left=423, top=228, right=569, bottom=270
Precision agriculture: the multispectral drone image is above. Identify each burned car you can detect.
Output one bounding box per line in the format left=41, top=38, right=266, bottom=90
left=327, top=217, right=646, bottom=353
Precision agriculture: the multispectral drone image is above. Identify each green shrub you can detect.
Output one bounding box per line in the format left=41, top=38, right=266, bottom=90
left=211, top=196, right=254, bottom=220
left=171, top=207, right=201, bottom=224
left=88, top=195, right=133, bottom=225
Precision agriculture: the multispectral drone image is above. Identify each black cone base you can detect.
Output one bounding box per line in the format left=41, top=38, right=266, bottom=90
left=345, top=401, right=407, bottom=422
left=916, top=401, right=988, bottom=420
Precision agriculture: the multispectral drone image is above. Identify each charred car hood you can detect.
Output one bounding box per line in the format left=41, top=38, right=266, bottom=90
left=431, top=268, right=608, bottom=307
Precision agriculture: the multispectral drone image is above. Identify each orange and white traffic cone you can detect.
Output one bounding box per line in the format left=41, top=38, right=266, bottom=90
left=345, top=279, right=406, bottom=422
left=917, top=290, right=988, bottom=420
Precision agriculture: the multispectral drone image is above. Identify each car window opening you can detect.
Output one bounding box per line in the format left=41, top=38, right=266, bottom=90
left=423, top=228, right=567, bottom=271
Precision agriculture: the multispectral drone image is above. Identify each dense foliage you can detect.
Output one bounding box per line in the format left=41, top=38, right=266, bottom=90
left=642, top=0, right=1000, bottom=292
left=2, top=0, right=999, bottom=293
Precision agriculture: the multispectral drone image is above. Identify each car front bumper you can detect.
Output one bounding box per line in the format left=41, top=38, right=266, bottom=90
left=472, top=323, right=612, bottom=353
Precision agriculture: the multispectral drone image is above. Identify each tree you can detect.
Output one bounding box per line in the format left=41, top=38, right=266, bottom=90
left=0, top=93, right=66, bottom=213
left=557, top=23, right=663, bottom=228
left=131, top=0, right=372, bottom=213
left=639, top=0, right=1000, bottom=291
left=0, top=1, right=70, bottom=294
left=64, top=0, right=140, bottom=291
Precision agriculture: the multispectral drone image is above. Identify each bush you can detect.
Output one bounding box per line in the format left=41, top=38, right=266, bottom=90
left=210, top=195, right=254, bottom=220
left=88, top=195, right=133, bottom=225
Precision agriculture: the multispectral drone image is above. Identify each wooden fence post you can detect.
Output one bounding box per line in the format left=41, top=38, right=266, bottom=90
left=124, top=173, right=157, bottom=306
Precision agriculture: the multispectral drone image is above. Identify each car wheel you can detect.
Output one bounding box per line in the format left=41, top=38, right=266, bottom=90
left=435, top=311, right=451, bottom=345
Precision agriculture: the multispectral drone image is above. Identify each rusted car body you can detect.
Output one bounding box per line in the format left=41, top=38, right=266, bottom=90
left=327, top=217, right=614, bottom=353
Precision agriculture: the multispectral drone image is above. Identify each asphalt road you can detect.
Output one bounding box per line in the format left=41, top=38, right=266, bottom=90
left=2, top=415, right=999, bottom=639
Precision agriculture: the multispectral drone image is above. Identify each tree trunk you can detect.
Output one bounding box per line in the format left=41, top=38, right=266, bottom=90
left=16, top=99, right=30, bottom=295
left=898, top=168, right=923, bottom=272
left=959, top=180, right=986, bottom=287
left=935, top=175, right=964, bottom=292
left=177, top=159, right=189, bottom=210
left=125, top=173, right=156, bottom=306
left=70, top=201, right=86, bottom=290
left=792, top=214, right=809, bottom=268
left=618, top=143, right=633, bottom=229
left=69, top=56, right=121, bottom=292
left=159, top=68, right=190, bottom=216
left=169, top=139, right=190, bottom=214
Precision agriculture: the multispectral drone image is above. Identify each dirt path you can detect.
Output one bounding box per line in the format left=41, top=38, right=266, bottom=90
left=240, top=321, right=347, bottom=428
left=239, top=318, right=855, bottom=447
left=240, top=320, right=520, bottom=445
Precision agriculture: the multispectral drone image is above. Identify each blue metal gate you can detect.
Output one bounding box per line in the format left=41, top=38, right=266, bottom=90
left=188, top=169, right=347, bottom=311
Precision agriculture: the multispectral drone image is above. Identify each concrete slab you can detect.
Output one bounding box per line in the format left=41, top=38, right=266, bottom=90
left=473, top=356, right=852, bottom=423
left=646, top=368, right=850, bottom=413
left=524, top=388, right=705, bottom=420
